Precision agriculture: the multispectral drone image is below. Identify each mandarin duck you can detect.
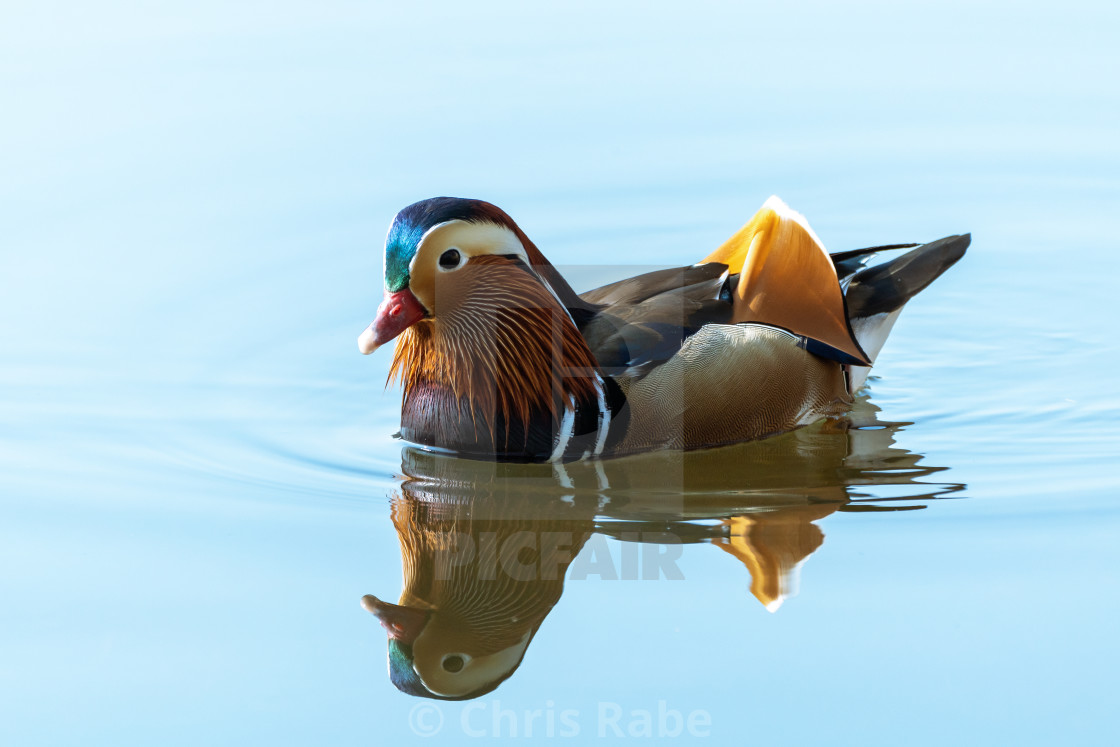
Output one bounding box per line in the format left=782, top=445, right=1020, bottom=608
left=358, top=196, right=968, bottom=461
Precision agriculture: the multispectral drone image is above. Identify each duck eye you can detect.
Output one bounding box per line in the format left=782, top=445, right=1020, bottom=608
left=438, top=249, right=462, bottom=270
left=441, top=654, right=465, bottom=672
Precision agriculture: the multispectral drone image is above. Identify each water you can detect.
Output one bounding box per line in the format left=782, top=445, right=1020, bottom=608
left=3, top=1, right=1120, bottom=744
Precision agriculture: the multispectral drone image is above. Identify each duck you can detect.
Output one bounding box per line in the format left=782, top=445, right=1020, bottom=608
left=358, top=196, right=968, bottom=462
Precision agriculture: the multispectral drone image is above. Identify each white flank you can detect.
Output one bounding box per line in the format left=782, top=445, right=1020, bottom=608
left=848, top=309, right=903, bottom=391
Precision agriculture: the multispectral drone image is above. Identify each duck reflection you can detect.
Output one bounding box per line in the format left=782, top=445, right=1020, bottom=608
left=364, top=397, right=962, bottom=699
left=362, top=492, right=596, bottom=700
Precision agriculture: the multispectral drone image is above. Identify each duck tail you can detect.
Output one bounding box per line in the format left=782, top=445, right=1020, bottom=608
left=844, top=234, right=970, bottom=390
left=830, top=242, right=920, bottom=284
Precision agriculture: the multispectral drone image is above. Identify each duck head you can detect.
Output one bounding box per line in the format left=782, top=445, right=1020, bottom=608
left=358, top=198, right=613, bottom=460
left=357, top=197, right=585, bottom=355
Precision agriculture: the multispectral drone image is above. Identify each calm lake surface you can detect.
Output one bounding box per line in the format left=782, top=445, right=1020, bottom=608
left=3, top=2, right=1119, bottom=744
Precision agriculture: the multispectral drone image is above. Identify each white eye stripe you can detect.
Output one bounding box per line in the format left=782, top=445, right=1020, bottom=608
left=416, top=221, right=530, bottom=266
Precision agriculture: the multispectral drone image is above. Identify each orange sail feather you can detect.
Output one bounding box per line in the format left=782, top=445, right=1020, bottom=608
left=703, top=196, right=870, bottom=365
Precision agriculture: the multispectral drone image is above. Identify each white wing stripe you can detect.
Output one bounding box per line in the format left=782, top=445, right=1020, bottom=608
left=548, top=407, right=576, bottom=463
left=592, top=374, right=611, bottom=457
